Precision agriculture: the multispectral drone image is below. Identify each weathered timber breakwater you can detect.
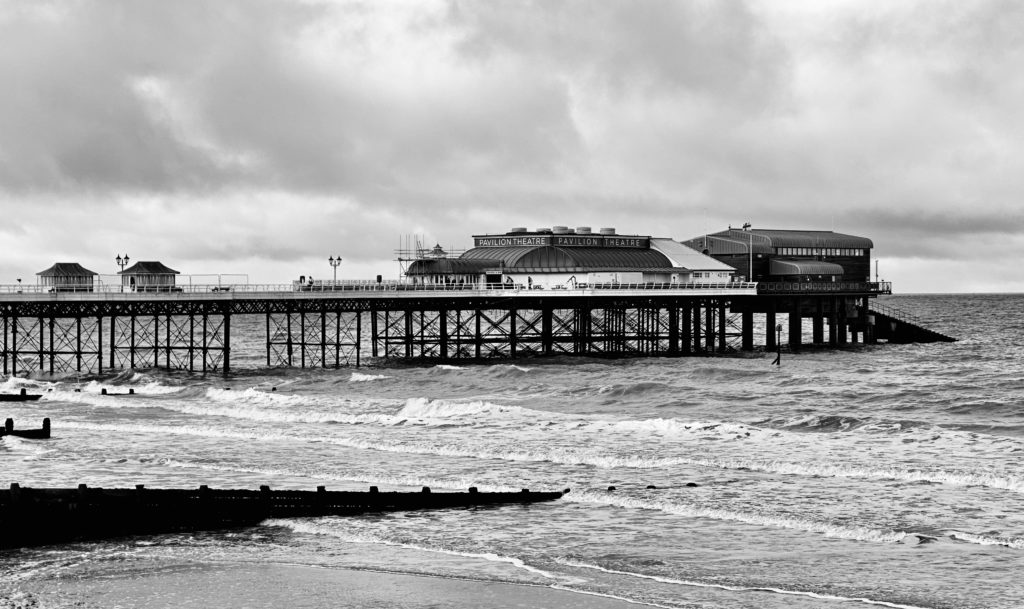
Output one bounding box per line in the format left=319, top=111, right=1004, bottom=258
left=0, top=484, right=565, bottom=549
left=0, top=418, right=50, bottom=439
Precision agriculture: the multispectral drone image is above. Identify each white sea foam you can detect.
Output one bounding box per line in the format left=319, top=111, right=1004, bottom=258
left=269, top=520, right=556, bottom=579
left=395, top=397, right=542, bottom=422
left=557, top=560, right=934, bottom=609
left=562, top=490, right=907, bottom=543
left=349, top=372, right=390, bottom=382
left=434, top=364, right=465, bottom=370
left=945, top=530, right=1024, bottom=550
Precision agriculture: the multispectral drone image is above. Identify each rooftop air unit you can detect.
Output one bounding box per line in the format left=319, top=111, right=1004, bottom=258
left=599, top=227, right=616, bottom=235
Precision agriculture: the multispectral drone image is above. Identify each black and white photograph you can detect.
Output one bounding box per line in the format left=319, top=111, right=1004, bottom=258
left=0, top=1, right=1020, bottom=607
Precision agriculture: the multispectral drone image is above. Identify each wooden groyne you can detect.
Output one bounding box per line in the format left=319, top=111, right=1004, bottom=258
left=0, top=483, right=566, bottom=549
left=0, top=418, right=50, bottom=439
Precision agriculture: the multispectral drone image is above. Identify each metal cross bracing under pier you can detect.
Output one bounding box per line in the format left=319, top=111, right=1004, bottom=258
left=266, top=311, right=361, bottom=368
left=1, top=300, right=233, bottom=376
left=367, top=298, right=739, bottom=362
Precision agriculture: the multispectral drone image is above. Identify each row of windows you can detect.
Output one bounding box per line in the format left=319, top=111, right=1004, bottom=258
left=775, top=247, right=866, bottom=257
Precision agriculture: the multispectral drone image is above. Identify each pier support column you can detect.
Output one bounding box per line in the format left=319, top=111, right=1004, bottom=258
left=668, top=307, right=679, bottom=354
left=741, top=310, right=753, bottom=351
left=862, top=297, right=876, bottom=344
left=718, top=302, right=727, bottom=353
left=812, top=299, right=824, bottom=344
left=836, top=298, right=848, bottom=345
left=439, top=309, right=449, bottom=360
left=704, top=303, right=713, bottom=353
left=681, top=303, right=692, bottom=355
left=765, top=303, right=777, bottom=351
left=223, top=313, right=231, bottom=374
left=788, top=310, right=802, bottom=351
left=542, top=305, right=553, bottom=356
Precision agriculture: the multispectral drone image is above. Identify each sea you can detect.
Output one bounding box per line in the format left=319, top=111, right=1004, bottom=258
left=0, top=293, right=1021, bottom=609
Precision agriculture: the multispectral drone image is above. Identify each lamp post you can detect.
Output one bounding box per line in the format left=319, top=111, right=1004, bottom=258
left=328, top=256, right=341, bottom=287
left=115, top=254, right=130, bottom=293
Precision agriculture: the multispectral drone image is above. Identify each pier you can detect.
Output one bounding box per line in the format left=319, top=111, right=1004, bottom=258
left=0, top=278, right=936, bottom=375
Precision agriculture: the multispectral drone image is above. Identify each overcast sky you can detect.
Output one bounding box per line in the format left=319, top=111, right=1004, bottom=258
left=1, top=0, right=1021, bottom=292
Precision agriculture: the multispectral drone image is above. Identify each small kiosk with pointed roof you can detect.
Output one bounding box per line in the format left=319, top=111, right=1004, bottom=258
left=119, top=261, right=181, bottom=292
left=36, top=263, right=98, bottom=292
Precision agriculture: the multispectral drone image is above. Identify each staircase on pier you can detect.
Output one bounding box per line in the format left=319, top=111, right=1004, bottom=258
left=863, top=303, right=956, bottom=343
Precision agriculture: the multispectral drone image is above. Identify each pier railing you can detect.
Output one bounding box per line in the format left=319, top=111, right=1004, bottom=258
left=868, top=302, right=923, bottom=325
left=0, top=280, right=759, bottom=296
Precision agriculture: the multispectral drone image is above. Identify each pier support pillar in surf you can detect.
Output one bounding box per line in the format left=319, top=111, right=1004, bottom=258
left=542, top=305, right=554, bottom=355
left=223, top=313, right=231, bottom=374
left=765, top=302, right=777, bottom=351
left=717, top=302, right=727, bottom=353
left=439, top=309, right=449, bottom=360
left=741, top=310, right=754, bottom=351
left=681, top=303, right=692, bottom=355
left=668, top=307, right=680, bottom=354
left=704, top=303, right=714, bottom=354
left=862, top=297, right=876, bottom=344
left=836, top=298, right=848, bottom=345
left=812, top=300, right=824, bottom=344
left=788, top=309, right=802, bottom=350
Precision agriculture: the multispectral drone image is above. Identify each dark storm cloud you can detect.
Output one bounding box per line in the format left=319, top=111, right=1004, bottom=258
left=0, top=0, right=583, bottom=204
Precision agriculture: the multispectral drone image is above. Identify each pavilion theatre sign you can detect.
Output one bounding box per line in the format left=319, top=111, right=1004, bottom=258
left=473, top=235, right=650, bottom=248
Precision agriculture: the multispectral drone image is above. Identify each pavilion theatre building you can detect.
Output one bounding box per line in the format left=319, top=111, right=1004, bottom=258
left=406, top=226, right=736, bottom=287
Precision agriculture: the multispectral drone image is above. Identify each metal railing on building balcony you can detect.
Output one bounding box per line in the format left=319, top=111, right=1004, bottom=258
left=756, top=281, right=892, bottom=295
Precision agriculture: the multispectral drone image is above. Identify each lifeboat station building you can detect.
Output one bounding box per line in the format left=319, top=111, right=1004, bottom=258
left=682, top=226, right=873, bottom=283
left=406, top=226, right=736, bottom=288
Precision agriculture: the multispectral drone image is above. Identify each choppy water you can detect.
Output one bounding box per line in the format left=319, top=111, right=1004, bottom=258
left=1, top=294, right=1021, bottom=608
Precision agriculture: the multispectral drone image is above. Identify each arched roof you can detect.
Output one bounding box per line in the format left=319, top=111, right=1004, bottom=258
left=683, top=229, right=872, bottom=254
left=406, top=259, right=493, bottom=276
left=770, top=259, right=846, bottom=275
left=460, top=246, right=673, bottom=272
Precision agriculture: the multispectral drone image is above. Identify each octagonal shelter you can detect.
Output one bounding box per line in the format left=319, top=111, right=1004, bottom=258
left=36, top=262, right=98, bottom=292
left=406, top=226, right=735, bottom=288
left=118, top=261, right=181, bottom=292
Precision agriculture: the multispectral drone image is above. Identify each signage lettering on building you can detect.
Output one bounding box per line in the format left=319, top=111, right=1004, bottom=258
left=473, top=235, right=650, bottom=249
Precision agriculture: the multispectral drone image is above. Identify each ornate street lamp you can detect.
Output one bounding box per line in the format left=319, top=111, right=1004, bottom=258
left=328, top=256, right=342, bottom=285
left=116, top=254, right=129, bottom=292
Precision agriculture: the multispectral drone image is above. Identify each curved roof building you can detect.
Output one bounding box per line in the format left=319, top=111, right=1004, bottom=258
left=407, top=227, right=734, bottom=287
left=682, top=227, right=873, bottom=282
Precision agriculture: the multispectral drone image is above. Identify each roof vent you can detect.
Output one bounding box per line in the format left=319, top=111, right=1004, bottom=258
left=509, top=227, right=527, bottom=234
left=567, top=228, right=576, bottom=234
left=552, top=226, right=569, bottom=234
left=535, top=227, right=552, bottom=233
left=576, top=226, right=592, bottom=234
left=599, top=227, right=616, bottom=235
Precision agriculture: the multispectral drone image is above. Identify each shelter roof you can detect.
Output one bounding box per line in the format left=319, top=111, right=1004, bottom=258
left=683, top=229, right=872, bottom=255
left=770, top=259, right=846, bottom=275
left=36, top=262, right=98, bottom=277
left=118, top=261, right=180, bottom=275
left=648, top=239, right=734, bottom=272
